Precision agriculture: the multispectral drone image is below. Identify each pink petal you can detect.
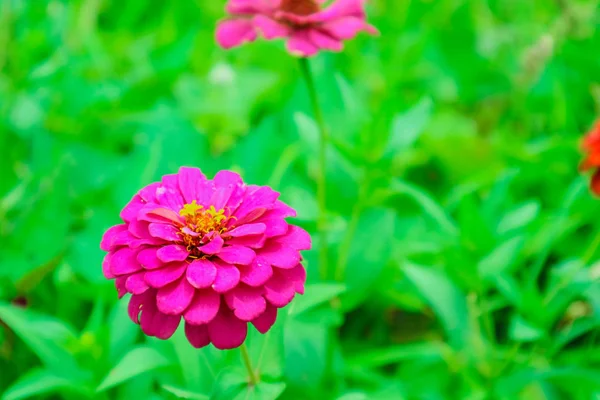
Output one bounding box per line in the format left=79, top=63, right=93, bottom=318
left=216, top=19, right=257, bottom=49
left=120, top=195, right=145, bottom=222
left=278, top=264, right=307, bottom=294
left=156, top=277, right=195, bottom=315
left=261, top=218, right=289, bottom=238
left=140, top=295, right=181, bottom=340
left=138, top=182, right=160, bottom=203
left=185, top=323, right=210, bottom=349
left=312, top=0, right=367, bottom=21
left=186, top=259, right=218, bottom=288
left=148, top=223, right=180, bottom=242
left=212, top=263, right=241, bottom=293
left=178, top=167, right=208, bottom=204
left=207, top=307, right=248, bottom=350
left=142, top=207, right=183, bottom=226
left=274, top=225, right=312, bottom=250
left=137, top=247, right=163, bottom=269
left=155, top=183, right=185, bottom=211
left=228, top=223, right=266, bottom=237
left=227, top=234, right=266, bottom=249
left=251, top=304, right=277, bottom=334
left=110, top=248, right=142, bottom=276
left=286, top=30, right=319, bottom=57
left=253, top=15, right=290, bottom=39
left=157, top=245, right=189, bottom=262
left=217, top=245, right=255, bottom=265
left=145, top=262, right=187, bottom=288
left=210, top=170, right=245, bottom=211
left=260, top=242, right=300, bottom=269
left=239, top=256, right=273, bottom=287
left=263, top=272, right=296, bottom=307
left=197, top=235, right=224, bottom=255
left=100, top=224, right=128, bottom=251
left=232, top=186, right=279, bottom=224
left=128, top=290, right=154, bottom=324
left=184, top=290, right=221, bottom=325
left=128, top=219, right=152, bottom=239
left=225, top=285, right=266, bottom=321
left=115, top=277, right=127, bottom=298
left=319, top=16, right=373, bottom=40
left=102, top=253, right=115, bottom=279
left=226, top=0, right=270, bottom=14
left=125, top=272, right=149, bottom=294
left=309, top=29, right=343, bottom=51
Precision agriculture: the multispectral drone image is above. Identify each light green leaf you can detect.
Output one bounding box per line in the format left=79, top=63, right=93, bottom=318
left=345, top=342, right=444, bottom=368
left=289, top=283, right=346, bottom=316
left=509, top=315, right=544, bottom=342
left=0, top=303, right=81, bottom=376
left=402, top=263, right=470, bottom=347
left=234, top=382, right=286, bottom=400
left=477, top=236, right=525, bottom=279
left=2, top=368, right=91, bottom=400
left=97, top=346, right=171, bottom=392
left=161, top=384, right=209, bottom=400
left=384, top=97, right=433, bottom=157
left=390, top=179, right=458, bottom=239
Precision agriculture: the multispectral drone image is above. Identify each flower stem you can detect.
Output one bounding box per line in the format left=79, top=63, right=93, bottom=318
left=240, top=343, right=258, bottom=386
left=298, top=57, right=329, bottom=280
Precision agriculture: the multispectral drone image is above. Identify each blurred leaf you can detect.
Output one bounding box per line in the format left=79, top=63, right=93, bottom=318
left=402, top=262, right=470, bottom=347
left=161, top=384, right=209, bottom=400
left=384, top=97, right=433, bottom=158
left=289, top=283, right=346, bottom=316
left=97, top=346, right=171, bottom=392
left=2, top=368, right=91, bottom=400
left=497, top=201, right=540, bottom=235
left=345, top=342, right=444, bottom=368
left=389, top=179, right=458, bottom=239
left=211, top=367, right=247, bottom=400
left=477, top=236, right=525, bottom=280
left=0, top=303, right=81, bottom=377
left=509, top=315, right=544, bottom=342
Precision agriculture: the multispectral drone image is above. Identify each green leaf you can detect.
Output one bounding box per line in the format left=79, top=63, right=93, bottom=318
left=234, top=382, right=286, bottom=400
left=497, top=201, right=540, bottom=234
left=97, top=346, right=171, bottom=392
left=2, top=368, right=91, bottom=400
left=289, top=283, right=346, bottom=316
left=211, top=367, right=247, bottom=400
left=390, top=179, right=458, bottom=239
left=477, top=236, right=525, bottom=279
left=0, top=303, right=81, bottom=376
left=384, top=97, right=433, bottom=158
left=345, top=342, right=444, bottom=368
left=509, top=315, right=544, bottom=342
left=402, top=262, right=470, bottom=347
left=161, top=384, right=209, bottom=400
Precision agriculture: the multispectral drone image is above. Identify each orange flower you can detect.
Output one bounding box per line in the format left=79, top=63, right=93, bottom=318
left=580, top=120, right=600, bottom=196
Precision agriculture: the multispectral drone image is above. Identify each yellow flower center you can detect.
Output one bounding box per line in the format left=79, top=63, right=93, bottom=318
left=178, top=201, right=230, bottom=250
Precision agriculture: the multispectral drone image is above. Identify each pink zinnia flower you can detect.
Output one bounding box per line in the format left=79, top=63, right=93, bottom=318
left=100, top=167, right=310, bottom=350
left=216, top=0, right=378, bottom=57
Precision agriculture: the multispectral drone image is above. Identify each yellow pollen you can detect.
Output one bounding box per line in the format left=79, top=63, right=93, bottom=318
left=180, top=200, right=203, bottom=217
left=178, top=201, right=231, bottom=251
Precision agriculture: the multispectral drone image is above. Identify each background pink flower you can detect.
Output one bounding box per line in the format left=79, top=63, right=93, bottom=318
left=216, top=0, right=378, bottom=57
left=100, top=167, right=311, bottom=350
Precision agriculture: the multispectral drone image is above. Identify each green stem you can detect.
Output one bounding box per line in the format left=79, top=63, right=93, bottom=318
left=298, top=57, right=329, bottom=280
left=240, top=343, right=258, bottom=386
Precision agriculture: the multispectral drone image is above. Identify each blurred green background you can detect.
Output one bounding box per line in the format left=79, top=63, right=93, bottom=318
left=1, top=0, right=600, bottom=399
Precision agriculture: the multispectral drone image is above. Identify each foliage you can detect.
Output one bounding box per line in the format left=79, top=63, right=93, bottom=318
left=1, top=0, right=599, bottom=399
